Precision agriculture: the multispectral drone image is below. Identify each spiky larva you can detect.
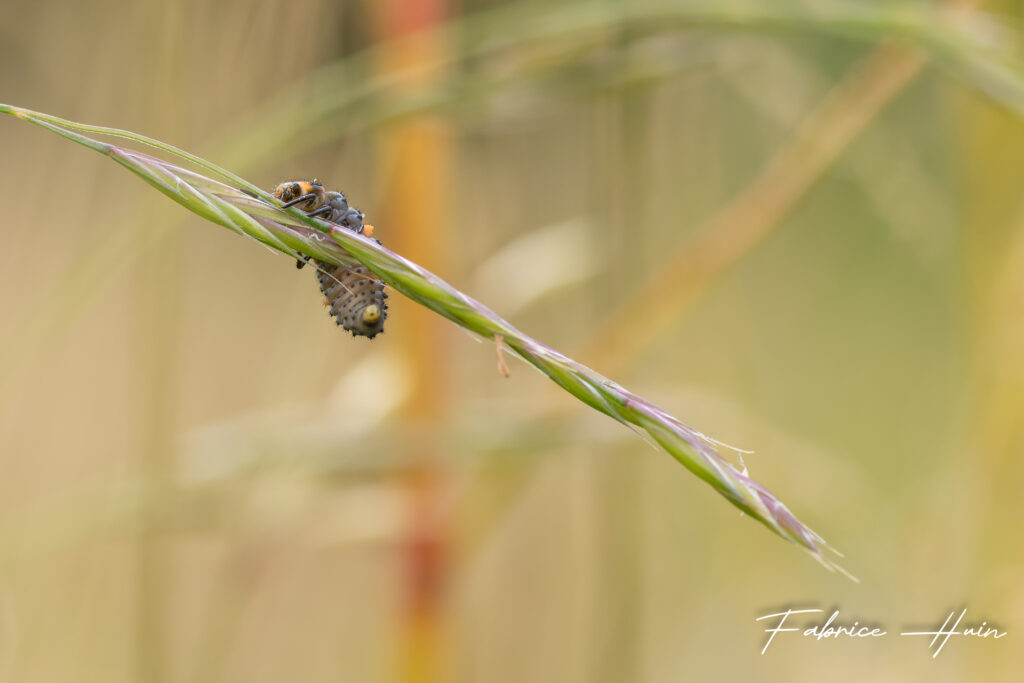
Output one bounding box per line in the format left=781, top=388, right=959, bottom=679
left=314, top=261, right=388, bottom=339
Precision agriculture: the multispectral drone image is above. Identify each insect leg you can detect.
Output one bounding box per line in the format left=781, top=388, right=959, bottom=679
left=280, top=193, right=320, bottom=209
left=306, top=205, right=334, bottom=219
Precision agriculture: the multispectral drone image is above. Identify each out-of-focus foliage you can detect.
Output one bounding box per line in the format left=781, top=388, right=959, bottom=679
left=0, top=1, right=1021, bottom=682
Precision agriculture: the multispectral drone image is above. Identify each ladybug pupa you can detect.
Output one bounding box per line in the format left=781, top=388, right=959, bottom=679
left=273, top=180, right=389, bottom=339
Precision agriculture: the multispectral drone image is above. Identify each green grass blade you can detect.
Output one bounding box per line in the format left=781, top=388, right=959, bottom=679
left=0, top=104, right=853, bottom=578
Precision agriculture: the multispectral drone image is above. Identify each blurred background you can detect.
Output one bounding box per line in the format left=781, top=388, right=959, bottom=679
left=1, top=0, right=1022, bottom=681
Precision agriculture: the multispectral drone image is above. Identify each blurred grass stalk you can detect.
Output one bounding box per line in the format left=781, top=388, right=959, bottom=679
left=1, top=104, right=849, bottom=576
left=370, top=0, right=455, bottom=681
left=1, top=0, right=1015, bottom=399
left=214, top=0, right=1024, bottom=174
left=211, top=0, right=1019, bottom=163
left=582, top=40, right=926, bottom=371
left=579, top=0, right=989, bottom=373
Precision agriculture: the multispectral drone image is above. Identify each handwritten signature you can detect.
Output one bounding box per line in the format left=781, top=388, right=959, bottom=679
left=757, top=607, right=1006, bottom=658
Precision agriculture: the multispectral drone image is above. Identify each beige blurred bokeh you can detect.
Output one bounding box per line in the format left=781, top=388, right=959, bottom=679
left=1, top=1, right=1022, bottom=681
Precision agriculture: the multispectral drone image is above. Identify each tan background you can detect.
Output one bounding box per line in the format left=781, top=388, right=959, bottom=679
left=0, top=1, right=1021, bottom=681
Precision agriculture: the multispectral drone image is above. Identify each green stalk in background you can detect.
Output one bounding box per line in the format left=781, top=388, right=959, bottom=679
left=214, top=0, right=1024, bottom=171
left=0, top=104, right=852, bottom=578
